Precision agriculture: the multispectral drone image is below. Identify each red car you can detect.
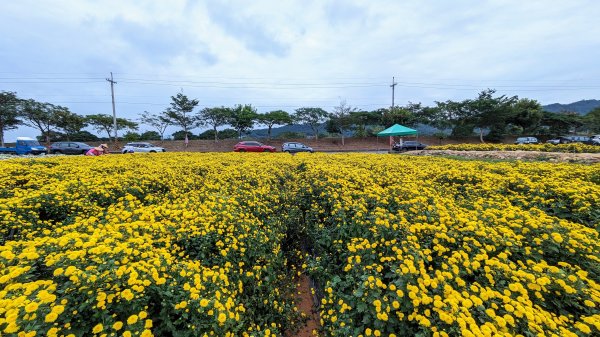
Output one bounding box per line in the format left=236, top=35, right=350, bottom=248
left=233, top=141, right=276, bottom=152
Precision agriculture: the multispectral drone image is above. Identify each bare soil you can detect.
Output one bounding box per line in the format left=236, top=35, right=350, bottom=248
left=410, top=150, right=600, bottom=164
left=288, top=275, right=320, bottom=337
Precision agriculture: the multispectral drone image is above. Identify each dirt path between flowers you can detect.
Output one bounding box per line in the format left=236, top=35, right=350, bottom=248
left=409, top=150, right=600, bottom=163
left=288, top=275, right=320, bottom=337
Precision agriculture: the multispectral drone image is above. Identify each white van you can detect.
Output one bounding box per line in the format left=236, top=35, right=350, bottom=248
left=515, top=137, right=538, bottom=144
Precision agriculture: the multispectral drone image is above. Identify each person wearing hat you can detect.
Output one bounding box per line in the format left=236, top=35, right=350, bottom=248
left=85, top=144, right=109, bottom=156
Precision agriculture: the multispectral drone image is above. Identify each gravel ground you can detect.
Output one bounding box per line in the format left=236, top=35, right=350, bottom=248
left=0, top=153, right=64, bottom=160
left=409, top=150, right=600, bottom=164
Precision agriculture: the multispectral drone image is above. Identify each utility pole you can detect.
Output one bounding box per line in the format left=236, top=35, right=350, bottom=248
left=106, top=72, right=117, bottom=142
left=390, top=76, right=397, bottom=109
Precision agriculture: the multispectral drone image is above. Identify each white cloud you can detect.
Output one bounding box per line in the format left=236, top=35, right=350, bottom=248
left=2, top=0, right=600, bottom=139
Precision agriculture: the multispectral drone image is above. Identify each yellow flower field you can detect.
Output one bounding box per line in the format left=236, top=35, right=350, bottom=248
left=0, top=153, right=599, bottom=337
left=428, top=143, right=600, bottom=153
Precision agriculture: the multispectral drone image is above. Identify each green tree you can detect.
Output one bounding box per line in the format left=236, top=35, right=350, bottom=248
left=327, top=101, right=357, bottom=145
left=435, top=100, right=474, bottom=137
left=164, top=93, right=200, bottom=146
left=508, top=98, right=543, bottom=134
left=69, top=130, right=99, bottom=142
left=294, top=107, right=328, bottom=140
left=540, top=111, right=583, bottom=136
left=199, top=106, right=230, bottom=142
left=86, top=114, right=138, bottom=140
left=380, top=102, right=428, bottom=128
left=468, top=89, right=518, bottom=142
left=140, top=112, right=170, bottom=141
left=122, top=131, right=141, bottom=141
left=257, top=110, right=293, bottom=140
left=172, top=130, right=199, bottom=140
left=139, top=131, right=161, bottom=141
left=218, top=128, right=239, bottom=139
left=585, top=107, right=600, bottom=133
left=0, top=91, right=22, bottom=147
left=20, top=100, right=59, bottom=144
left=54, top=107, right=87, bottom=141
left=226, top=104, right=258, bottom=138
left=350, top=110, right=379, bottom=138
left=435, top=89, right=518, bottom=141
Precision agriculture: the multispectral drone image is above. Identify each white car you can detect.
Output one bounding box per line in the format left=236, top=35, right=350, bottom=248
left=121, top=142, right=166, bottom=154
left=514, top=137, right=538, bottom=144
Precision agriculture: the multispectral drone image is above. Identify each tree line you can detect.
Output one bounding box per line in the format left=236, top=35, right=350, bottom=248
left=1, top=89, right=599, bottom=147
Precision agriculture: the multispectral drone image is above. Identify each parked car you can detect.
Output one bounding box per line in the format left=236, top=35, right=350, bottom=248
left=547, top=136, right=591, bottom=145
left=49, top=142, right=93, bottom=155
left=121, top=142, right=166, bottom=154
left=514, top=137, right=539, bottom=144
left=547, top=137, right=568, bottom=145
left=233, top=141, right=276, bottom=152
left=282, top=142, right=313, bottom=153
left=591, top=135, right=600, bottom=145
left=392, top=141, right=427, bottom=152
left=0, top=137, right=47, bottom=155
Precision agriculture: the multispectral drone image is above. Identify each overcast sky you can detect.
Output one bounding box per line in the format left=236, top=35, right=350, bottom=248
left=2, top=0, right=600, bottom=139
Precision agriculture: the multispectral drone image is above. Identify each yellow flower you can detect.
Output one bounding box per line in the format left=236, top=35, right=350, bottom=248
left=113, top=321, right=123, bottom=330
left=551, top=233, right=564, bottom=243
left=576, top=323, right=591, bottom=334
left=45, top=312, right=58, bottom=323
left=25, top=302, right=39, bottom=313
left=127, top=315, right=138, bottom=325
left=92, top=323, right=103, bottom=333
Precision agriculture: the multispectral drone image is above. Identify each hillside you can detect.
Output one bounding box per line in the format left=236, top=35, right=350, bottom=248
left=542, top=99, right=600, bottom=115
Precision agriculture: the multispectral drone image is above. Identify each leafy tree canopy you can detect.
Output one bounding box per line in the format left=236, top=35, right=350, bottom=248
left=294, top=107, right=328, bottom=139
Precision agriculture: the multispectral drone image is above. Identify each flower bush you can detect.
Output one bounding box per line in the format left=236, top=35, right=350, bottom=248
left=0, top=154, right=304, bottom=337
left=428, top=143, right=600, bottom=153
left=1, top=153, right=599, bottom=336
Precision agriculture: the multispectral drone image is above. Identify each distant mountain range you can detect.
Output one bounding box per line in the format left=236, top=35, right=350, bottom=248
left=542, top=99, right=600, bottom=115
left=248, top=99, right=599, bottom=138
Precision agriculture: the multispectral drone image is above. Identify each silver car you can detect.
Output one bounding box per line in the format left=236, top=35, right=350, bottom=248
left=282, top=142, right=314, bottom=153
left=121, top=142, right=166, bottom=154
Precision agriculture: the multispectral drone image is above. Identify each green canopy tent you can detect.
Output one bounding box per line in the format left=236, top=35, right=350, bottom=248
left=377, top=124, right=418, bottom=151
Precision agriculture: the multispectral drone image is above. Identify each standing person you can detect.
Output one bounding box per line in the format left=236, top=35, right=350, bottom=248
left=85, top=144, right=109, bottom=156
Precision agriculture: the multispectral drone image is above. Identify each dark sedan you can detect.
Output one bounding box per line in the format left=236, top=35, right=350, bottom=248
left=233, top=141, right=276, bottom=152
left=392, top=141, right=427, bottom=152
left=49, top=142, right=94, bottom=155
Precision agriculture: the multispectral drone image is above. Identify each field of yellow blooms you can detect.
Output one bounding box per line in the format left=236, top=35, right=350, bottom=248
left=1, top=153, right=599, bottom=337
left=428, top=143, right=600, bottom=153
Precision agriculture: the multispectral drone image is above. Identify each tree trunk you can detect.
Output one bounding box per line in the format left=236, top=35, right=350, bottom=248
left=0, top=128, right=4, bottom=147
left=268, top=126, right=272, bottom=140
left=213, top=125, right=218, bottom=142
left=341, top=133, right=345, bottom=146
left=479, top=128, right=485, bottom=143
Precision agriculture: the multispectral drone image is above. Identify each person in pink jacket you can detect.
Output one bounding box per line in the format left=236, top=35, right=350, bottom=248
left=85, top=144, right=109, bottom=156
